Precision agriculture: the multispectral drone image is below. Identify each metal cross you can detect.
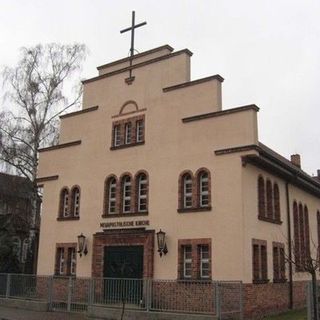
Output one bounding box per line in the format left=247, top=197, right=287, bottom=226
left=120, top=11, right=147, bottom=58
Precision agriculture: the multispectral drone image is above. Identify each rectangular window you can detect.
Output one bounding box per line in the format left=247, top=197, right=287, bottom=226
left=252, top=239, right=268, bottom=283
left=57, top=247, right=65, bottom=275
left=273, top=242, right=285, bottom=282
left=183, top=245, right=192, bottom=278
left=136, top=120, right=144, bottom=143
left=67, top=247, right=77, bottom=276
left=125, top=122, right=132, bottom=144
left=178, top=240, right=211, bottom=280
left=113, top=125, right=121, bottom=147
left=199, top=245, right=210, bottom=278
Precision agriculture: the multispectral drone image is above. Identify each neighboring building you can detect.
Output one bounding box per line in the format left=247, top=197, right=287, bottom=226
left=0, top=173, right=40, bottom=274
left=36, top=45, right=320, bottom=318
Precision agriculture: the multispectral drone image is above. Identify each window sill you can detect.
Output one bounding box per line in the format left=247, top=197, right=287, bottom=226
left=258, top=215, right=282, bottom=225
left=110, top=141, right=145, bottom=150
left=177, top=278, right=212, bottom=282
left=178, top=206, right=212, bottom=213
left=102, top=212, right=149, bottom=218
left=53, top=274, right=76, bottom=278
left=57, top=216, right=80, bottom=221
left=273, top=279, right=287, bottom=283
left=253, top=279, right=270, bottom=284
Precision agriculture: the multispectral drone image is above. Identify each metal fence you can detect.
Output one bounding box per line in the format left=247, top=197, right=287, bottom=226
left=0, top=274, right=243, bottom=319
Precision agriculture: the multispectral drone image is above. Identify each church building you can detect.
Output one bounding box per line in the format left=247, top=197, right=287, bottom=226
left=36, top=44, right=320, bottom=318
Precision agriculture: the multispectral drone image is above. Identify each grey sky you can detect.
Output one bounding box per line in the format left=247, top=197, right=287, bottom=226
left=1, top=0, right=319, bottom=175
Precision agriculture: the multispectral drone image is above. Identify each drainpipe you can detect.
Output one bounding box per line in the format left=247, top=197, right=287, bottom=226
left=286, top=181, right=293, bottom=309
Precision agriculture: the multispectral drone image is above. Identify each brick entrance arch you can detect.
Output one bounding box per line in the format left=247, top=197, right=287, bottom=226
left=92, top=229, right=154, bottom=278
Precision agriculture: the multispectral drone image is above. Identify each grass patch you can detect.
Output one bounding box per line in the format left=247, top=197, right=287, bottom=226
left=263, top=308, right=307, bottom=320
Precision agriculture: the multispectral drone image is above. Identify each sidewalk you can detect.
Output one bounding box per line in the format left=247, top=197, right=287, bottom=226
left=0, top=306, right=90, bottom=320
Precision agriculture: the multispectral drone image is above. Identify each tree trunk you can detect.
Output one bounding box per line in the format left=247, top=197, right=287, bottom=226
left=311, top=270, right=318, bottom=320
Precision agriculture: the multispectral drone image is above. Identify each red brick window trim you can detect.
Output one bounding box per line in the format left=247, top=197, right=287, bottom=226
left=58, top=186, right=81, bottom=221
left=178, top=238, right=212, bottom=280
left=103, top=171, right=149, bottom=217
left=178, top=168, right=212, bottom=213
left=293, top=201, right=311, bottom=272
left=257, top=175, right=281, bottom=224
left=272, top=242, right=286, bottom=283
left=252, top=239, right=269, bottom=284
left=111, top=115, right=145, bottom=150
left=55, top=243, right=77, bottom=276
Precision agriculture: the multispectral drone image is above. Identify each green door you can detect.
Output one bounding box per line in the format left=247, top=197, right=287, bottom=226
left=103, top=246, right=144, bottom=304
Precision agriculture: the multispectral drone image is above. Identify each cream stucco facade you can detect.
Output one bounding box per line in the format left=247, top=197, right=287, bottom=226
left=37, top=44, right=320, bottom=299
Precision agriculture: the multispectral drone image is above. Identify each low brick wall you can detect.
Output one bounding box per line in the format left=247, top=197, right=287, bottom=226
left=244, top=281, right=307, bottom=319
left=0, top=297, right=49, bottom=312
left=88, top=305, right=215, bottom=320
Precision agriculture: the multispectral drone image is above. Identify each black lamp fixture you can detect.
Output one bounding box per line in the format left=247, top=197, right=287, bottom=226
left=156, top=229, right=168, bottom=257
left=77, top=233, right=88, bottom=257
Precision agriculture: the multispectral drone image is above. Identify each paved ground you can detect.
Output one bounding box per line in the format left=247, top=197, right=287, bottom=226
left=0, top=306, right=90, bottom=320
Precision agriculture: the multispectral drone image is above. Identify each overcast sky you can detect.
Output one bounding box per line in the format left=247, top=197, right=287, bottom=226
left=0, top=0, right=319, bottom=175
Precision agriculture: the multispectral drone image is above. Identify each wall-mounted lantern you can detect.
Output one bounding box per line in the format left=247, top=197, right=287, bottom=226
left=77, top=233, right=88, bottom=257
left=156, top=229, right=168, bottom=257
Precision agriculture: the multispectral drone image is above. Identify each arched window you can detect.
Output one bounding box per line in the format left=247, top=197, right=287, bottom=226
left=183, top=173, right=193, bottom=209
left=137, top=173, right=148, bottom=212
left=258, top=176, right=265, bottom=218
left=317, top=211, right=320, bottom=252
left=298, top=203, right=305, bottom=267
left=304, top=205, right=310, bottom=259
left=198, top=170, right=209, bottom=208
left=293, top=201, right=301, bottom=268
left=70, top=186, right=80, bottom=217
left=122, top=175, right=132, bottom=213
left=105, top=176, right=117, bottom=214
left=60, top=188, right=69, bottom=218
left=273, top=183, right=280, bottom=221
left=266, top=180, right=273, bottom=219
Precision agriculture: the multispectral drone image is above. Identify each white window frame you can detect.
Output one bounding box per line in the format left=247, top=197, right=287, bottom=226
left=58, top=248, right=65, bottom=275
left=183, top=175, right=192, bottom=208
left=62, top=190, right=69, bottom=217
left=114, top=125, right=121, bottom=147
left=183, top=245, right=192, bottom=278
left=108, top=178, right=117, bottom=214
left=199, top=172, right=209, bottom=207
left=122, top=176, right=131, bottom=213
left=125, top=122, right=132, bottom=144
left=138, top=174, right=147, bottom=212
left=70, top=248, right=76, bottom=276
left=200, top=245, right=210, bottom=279
left=136, top=120, right=144, bottom=143
left=73, top=188, right=80, bottom=217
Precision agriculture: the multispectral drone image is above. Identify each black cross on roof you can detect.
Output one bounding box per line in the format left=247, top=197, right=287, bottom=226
left=120, top=11, right=147, bottom=58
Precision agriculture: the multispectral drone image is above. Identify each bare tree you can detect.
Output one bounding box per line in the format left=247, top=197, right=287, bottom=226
left=0, top=43, right=87, bottom=272
left=286, top=238, right=320, bottom=320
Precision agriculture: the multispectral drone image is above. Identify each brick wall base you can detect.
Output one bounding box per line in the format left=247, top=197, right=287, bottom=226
left=244, top=281, right=307, bottom=319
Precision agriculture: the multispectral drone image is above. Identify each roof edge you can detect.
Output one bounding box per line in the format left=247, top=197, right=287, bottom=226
left=163, top=75, right=224, bottom=93
left=182, top=104, right=259, bottom=123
